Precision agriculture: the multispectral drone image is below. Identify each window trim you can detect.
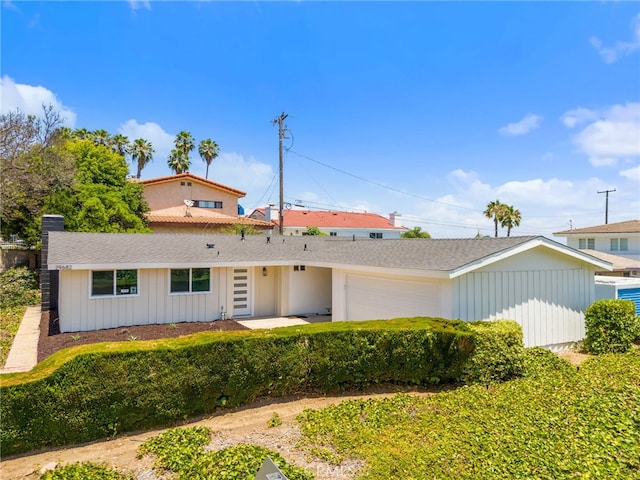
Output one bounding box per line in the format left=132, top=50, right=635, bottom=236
left=169, top=267, right=212, bottom=295
left=90, top=269, right=139, bottom=298
left=193, top=200, right=223, bottom=209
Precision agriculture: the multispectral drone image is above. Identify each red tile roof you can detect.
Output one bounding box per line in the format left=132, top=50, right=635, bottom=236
left=254, top=209, right=405, bottom=230
left=147, top=206, right=272, bottom=228
left=554, top=219, right=640, bottom=235
left=139, top=173, right=246, bottom=197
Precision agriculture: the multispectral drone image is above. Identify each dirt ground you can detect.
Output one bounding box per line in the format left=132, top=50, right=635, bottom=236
left=0, top=386, right=440, bottom=480
left=37, top=310, right=248, bottom=362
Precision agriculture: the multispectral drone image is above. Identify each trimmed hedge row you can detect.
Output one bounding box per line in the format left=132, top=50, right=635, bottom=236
left=0, top=317, right=524, bottom=456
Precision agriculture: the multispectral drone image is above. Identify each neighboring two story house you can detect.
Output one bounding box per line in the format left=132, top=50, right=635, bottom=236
left=249, top=206, right=407, bottom=238
left=139, top=173, right=272, bottom=233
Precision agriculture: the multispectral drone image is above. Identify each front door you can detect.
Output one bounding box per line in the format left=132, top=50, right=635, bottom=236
left=232, top=268, right=252, bottom=316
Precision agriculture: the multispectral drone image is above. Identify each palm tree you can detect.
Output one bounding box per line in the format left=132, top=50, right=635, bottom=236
left=167, top=149, right=190, bottom=174
left=501, top=205, right=522, bottom=237
left=174, top=131, right=195, bottom=172
left=401, top=226, right=431, bottom=238
left=73, top=128, right=89, bottom=139
left=130, top=138, right=155, bottom=179
left=483, top=199, right=505, bottom=238
left=110, top=133, right=130, bottom=157
left=198, top=138, right=219, bottom=179
left=92, top=129, right=111, bottom=147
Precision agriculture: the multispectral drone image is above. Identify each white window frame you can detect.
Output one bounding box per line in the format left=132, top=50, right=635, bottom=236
left=169, top=268, right=212, bottom=295
left=578, top=238, right=595, bottom=249
left=90, top=269, right=139, bottom=298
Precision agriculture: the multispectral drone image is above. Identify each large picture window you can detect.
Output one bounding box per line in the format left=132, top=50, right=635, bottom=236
left=170, top=268, right=211, bottom=293
left=91, top=270, right=138, bottom=297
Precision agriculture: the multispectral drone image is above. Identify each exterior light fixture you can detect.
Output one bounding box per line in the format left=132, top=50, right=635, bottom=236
left=262, top=267, right=268, bottom=277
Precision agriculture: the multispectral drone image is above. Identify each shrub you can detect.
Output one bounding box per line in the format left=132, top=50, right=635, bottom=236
left=584, top=299, right=637, bottom=354
left=0, top=267, right=39, bottom=308
left=0, top=317, right=524, bottom=455
left=462, top=320, right=526, bottom=384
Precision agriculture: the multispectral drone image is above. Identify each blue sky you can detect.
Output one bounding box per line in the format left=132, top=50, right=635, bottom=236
left=2, top=1, right=639, bottom=239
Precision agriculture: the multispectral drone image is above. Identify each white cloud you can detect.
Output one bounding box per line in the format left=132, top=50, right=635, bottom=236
left=561, top=107, right=597, bottom=128
left=117, top=119, right=174, bottom=160
left=498, top=113, right=543, bottom=136
left=128, top=0, right=151, bottom=11
left=205, top=152, right=275, bottom=191
left=590, top=13, right=640, bottom=64
left=620, top=165, right=640, bottom=181
left=567, top=102, right=640, bottom=167
left=0, top=75, right=77, bottom=126
left=2, top=1, right=20, bottom=12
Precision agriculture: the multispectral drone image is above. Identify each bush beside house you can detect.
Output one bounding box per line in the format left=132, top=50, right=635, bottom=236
left=0, top=318, right=524, bottom=456
left=584, top=299, right=639, bottom=354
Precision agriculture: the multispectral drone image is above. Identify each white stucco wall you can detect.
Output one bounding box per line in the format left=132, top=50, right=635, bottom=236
left=282, top=266, right=332, bottom=316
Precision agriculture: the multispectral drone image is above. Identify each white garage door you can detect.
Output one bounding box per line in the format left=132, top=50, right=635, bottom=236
left=345, top=274, right=441, bottom=321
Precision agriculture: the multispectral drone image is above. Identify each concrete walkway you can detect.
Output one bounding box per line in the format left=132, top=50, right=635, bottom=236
left=1, top=305, right=40, bottom=374
left=236, top=315, right=330, bottom=330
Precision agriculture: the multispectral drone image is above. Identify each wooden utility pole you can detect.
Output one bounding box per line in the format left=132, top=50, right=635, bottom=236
left=597, top=188, right=616, bottom=224
left=272, top=112, right=288, bottom=235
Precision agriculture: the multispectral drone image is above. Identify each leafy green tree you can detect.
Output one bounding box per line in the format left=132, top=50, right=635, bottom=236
left=221, top=223, right=263, bottom=235
left=401, top=226, right=431, bottom=238
left=483, top=199, right=505, bottom=238
left=167, top=148, right=189, bottom=174
left=501, top=205, right=521, bottom=237
left=198, top=138, right=219, bottom=179
left=1, top=106, right=75, bottom=245
left=130, top=138, right=155, bottom=179
left=44, top=139, right=150, bottom=234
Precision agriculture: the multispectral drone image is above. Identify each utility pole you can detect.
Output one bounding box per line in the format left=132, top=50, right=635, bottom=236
left=272, top=112, right=288, bottom=235
left=597, top=188, right=616, bottom=224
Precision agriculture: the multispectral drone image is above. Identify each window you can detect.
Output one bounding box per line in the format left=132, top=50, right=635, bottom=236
left=91, top=270, right=138, bottom=297
left=170, top=268, right=210, bottom=293
left=193, top=200, right=222, bottom=209
left=610, top=238, right=629, bottom=252
left=578, top=238, right=595, bottom=249
left=369, top=232, right=383, bottom=239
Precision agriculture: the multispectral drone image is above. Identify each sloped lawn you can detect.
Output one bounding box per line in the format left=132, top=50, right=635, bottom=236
left=296, top=348, right=640, bottom=479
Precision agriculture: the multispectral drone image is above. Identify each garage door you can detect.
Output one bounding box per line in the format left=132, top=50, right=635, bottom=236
left=345, top=274, right=441, bottom=321
left=618, top=288, right=640, bottom=315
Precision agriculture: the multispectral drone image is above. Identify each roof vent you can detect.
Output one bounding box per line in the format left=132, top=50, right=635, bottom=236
left=304, top=244, right=308, bottom=251
left=206, top=243, right=215, bottom=249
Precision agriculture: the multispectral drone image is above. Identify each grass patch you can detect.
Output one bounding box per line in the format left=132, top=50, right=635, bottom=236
left=296, top=349, right=640, bottom=479
left=0, top=305, right=26, bottom=366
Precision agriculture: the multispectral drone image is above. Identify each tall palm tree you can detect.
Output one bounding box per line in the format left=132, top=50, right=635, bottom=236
left=130, top=138, right=155, bottom=179
left=501, top=205, right=522, bottom=237
left=198, top=138, right=219, bottom=179
left=110, top=133, right=130, bottom=157
left=483, top=199, right=504, bottom=238
left=167, top=149, right=190, bottom=174
left=174, top=131, right=195, bottom=172
left=73, top=128, right=89, bottom=140
left=92, top=129, right=111, bottom=147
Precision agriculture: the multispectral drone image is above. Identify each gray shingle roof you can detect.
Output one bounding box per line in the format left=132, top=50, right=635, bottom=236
left=47, top=232, right=566, bottom=273
left=554, top=219, right=640, bottom=235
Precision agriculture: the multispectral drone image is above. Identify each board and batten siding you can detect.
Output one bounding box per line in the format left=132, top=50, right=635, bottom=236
left=58, top=268, right=225, bottom=332
left=452, top=247, right=597, bottom=349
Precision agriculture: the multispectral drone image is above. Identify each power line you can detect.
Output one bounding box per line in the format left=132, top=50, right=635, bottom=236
left=288, top=149, right=480, bottom=213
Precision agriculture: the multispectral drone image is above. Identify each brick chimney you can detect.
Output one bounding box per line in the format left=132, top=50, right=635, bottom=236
left=41, top=215, right=64, bottom=316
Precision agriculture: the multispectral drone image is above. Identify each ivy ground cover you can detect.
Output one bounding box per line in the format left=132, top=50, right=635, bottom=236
left=296, top=349, right=640, bottom=479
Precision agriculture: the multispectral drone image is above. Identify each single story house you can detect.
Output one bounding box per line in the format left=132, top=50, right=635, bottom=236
left=43, top=216, right=611, bottom=350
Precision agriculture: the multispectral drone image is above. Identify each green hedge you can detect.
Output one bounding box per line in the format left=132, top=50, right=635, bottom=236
left=584, top=299, right=638, bottom=354
left=0, top=317, right=524, bottom=456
